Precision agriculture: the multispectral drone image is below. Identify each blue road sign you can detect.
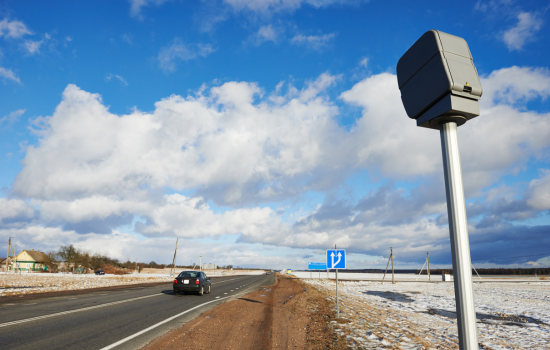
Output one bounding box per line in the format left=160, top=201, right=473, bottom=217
left=308, top=262, right=327, bottom=270
left=326, top=250, right=346, bottom=269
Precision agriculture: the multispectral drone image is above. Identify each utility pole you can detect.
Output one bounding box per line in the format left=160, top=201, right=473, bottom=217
left=170, top=238, right=178, bottom=277
left=382, top=247, right=393, bottom=283
left=391, top=247, right=395, bottom=284
left=4, top=237, right=11, bottom=272
left=426, top=252, right=432, bottom=282
left=200, top=255, right=202, bottom=272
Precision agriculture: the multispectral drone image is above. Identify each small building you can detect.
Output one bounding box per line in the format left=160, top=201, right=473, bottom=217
left=13, top=249, right=48, bottom=272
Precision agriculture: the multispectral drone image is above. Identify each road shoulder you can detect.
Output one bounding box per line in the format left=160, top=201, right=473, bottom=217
left=141, top=274, right=349, bottom=350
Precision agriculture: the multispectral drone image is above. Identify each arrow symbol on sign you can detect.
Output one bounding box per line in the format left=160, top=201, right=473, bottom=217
left=330, top=251, right=342, bottom=268
left=334, top=252, right=342, bottom=267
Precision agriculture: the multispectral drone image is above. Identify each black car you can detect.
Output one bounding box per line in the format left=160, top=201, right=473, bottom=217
left=173, top=271, right=211, bottom=296
left=95, top=270, right=105, bottom=275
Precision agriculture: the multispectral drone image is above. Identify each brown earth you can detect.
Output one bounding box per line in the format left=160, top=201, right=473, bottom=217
left=141, top=275, right=350, bottom=350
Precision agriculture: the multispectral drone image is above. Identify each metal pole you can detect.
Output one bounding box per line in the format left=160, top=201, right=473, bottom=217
left=440, top=121, right=478, bottom=350
left=200, top=255, right=202, bottom=271
left=427, top=252, right=432, bottom=282
left=391, top=248, right=394, bottom=284
left=336, top=268, right=339, bottom=318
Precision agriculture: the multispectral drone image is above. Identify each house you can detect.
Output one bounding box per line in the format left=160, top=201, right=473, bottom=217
left=13, top=249, right=48, bottom=272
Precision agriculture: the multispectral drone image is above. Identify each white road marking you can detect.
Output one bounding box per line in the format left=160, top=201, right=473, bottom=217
left=0, top=294, right=161, bottom=329
left=215, top=296, right=220, bottom=299
left=0, top=275, right=252, bottom=329
left=100, top=297, right=230, bottom=350
left=224, top=293, right=227, bottom=295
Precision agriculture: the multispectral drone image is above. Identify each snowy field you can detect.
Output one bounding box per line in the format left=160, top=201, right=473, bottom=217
left=0, top=270, right=265, bottom=297
left=303, top=278, right=550, bottom=349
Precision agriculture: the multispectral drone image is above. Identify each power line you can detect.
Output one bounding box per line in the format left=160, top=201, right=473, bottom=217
left=472, top=252, right=550, bottom=261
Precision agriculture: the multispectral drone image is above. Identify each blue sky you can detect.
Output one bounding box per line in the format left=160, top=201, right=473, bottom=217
left=1, top=0, right=549, bottom=270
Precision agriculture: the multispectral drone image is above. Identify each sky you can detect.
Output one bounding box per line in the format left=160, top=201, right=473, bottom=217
left=1, top=0, right=550, bottom=271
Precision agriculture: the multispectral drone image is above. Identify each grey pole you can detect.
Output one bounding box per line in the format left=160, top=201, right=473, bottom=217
left=427, top=252, right=430, bottom=282
left=391, top=248, right=394, bottom=284
left=335, top=244, right=339, bottom=319
left=440, top=121, right=478, bottom=350
left=335, top=268, right=339, bottom=318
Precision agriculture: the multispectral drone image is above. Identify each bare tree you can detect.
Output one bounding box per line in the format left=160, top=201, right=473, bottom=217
left=43, top=252, right=59, bottom=273
left=90, top=254, right=105, bottom=272
left=57, top=245, right=78, bottom=273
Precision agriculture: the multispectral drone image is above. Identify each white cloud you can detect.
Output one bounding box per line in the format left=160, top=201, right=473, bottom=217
left=23, top=39, right=43, bottom=54
left=7, top=67, right=550, bottom=265
left=247, top=25, right=281, bottom=45
left=527, top=169, right=550, bottom=210
left=342, top=70, right=550, bottom=194
left=12, top=76, right=342, bottom=204
left=223, top=0, right=362, bottom=15
left=290, top=33, right=335, bottom=51
left=106, top=73, right=129, bottom=86
left=158, top=38, right=215, bottom=72
left=0, top=18, right=32, bottom=39
left=502, top=12, right=543, bottom=51
left=480, top=66, right=550, bottom=107
left=122, top=34, right=132, bottom=45
left=129, top=0, right=171, bottom=19
left=0, top=198, right=34, bottom=223
left=0, top=67, right=21, bottom=84
left=0, top=109, right=25, bottom=126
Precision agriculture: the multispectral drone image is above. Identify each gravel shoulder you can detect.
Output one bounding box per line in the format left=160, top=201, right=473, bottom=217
left=141, top=274, right=350, bottom=350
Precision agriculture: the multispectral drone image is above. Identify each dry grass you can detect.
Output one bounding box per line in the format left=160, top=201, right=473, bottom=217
left=540, top=276, right=547, bottom=280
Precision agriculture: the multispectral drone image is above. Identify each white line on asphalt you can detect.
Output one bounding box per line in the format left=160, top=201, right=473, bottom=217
left=0, top=294, right=161, bottom=329
left=0, top=275, right=254, bottom=329
left=100, top=296, right=230, bottom=350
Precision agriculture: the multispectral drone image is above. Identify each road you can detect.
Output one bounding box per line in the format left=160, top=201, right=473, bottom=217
left=0, top=274, right=275, bottom=350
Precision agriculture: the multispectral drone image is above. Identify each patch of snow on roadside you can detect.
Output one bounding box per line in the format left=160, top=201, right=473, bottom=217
left=303, top=279, right=550, bottom=349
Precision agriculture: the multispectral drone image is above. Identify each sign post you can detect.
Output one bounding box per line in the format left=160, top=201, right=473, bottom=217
left=326, top=246, right=346, bottom=319
left=397, top=30, right=482, bottom=349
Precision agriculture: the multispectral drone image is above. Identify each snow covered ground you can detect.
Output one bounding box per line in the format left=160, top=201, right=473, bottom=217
left=303, top=278, right=550, bottom=349
left=0, top=273, right=172, bottom=297
left=0, top=270, right=265, bottom=297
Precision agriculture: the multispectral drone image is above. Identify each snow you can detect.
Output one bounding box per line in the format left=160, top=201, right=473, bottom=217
left=303, top=278, right=550, bottom=349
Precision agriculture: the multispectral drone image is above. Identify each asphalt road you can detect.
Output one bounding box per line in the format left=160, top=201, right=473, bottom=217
left=0, top=274, right=275, bottom=350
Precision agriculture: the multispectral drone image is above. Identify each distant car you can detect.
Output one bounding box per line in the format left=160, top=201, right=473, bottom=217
left=95, top=270, right=105, bottom=275
left=173, top=271, right=211, bottom=296
left=265, top=271, right=271, bottom=275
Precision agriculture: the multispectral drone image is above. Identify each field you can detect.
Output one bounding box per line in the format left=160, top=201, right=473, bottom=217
left=303, top=277, right=550, bottom=349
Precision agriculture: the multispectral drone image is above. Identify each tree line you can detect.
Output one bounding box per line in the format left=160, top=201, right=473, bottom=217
left=44, top=245, right=171, bottom=274
left=422, top=267, right=550, bottom=275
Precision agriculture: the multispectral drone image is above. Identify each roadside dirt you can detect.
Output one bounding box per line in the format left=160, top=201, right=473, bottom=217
left=141, top=275, right=350, bottom=349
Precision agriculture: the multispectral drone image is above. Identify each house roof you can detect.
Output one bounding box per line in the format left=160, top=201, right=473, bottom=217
left=17, top=250, right=48, bottom=262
